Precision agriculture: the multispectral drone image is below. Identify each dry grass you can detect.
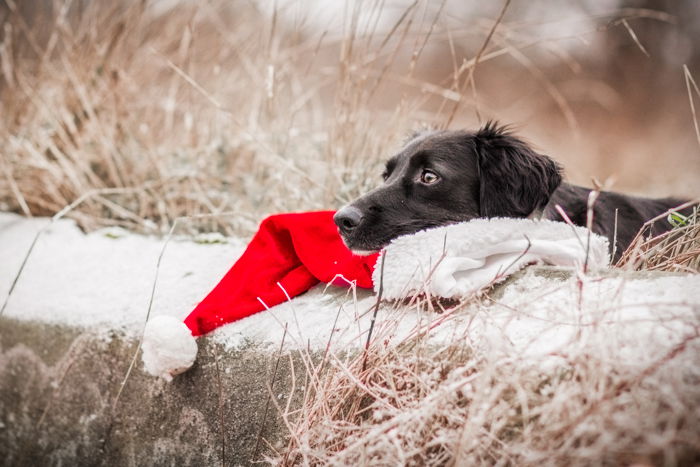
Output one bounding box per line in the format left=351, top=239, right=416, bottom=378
left=274, top=292, right=700, bottom=466
left=1, top=0, right=444, bottom=235
left=618, top=203, right=700, bottom=273
left=3, top=1, right=697, bottom=236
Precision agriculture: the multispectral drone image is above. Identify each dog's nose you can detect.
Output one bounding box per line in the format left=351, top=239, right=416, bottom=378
left=334, top=206, right=364, bottom=233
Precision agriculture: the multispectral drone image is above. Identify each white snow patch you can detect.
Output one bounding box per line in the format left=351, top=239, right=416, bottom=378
left=470, top=269, right=700, bottom=367
left=0, top=212, right=245, bottom=332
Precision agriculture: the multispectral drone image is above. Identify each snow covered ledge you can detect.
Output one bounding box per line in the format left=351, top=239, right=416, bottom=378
left=1, top=213, right=699, bottom=465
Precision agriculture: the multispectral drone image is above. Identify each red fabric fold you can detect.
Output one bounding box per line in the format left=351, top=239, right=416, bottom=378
left=184, top=211, right=379, bottom=336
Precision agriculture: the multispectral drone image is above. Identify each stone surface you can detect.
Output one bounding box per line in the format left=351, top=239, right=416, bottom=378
left=0, top=318, right=302, bottom=466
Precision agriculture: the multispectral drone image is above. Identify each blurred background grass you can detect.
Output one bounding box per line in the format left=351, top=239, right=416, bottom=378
left=1, top=0, right=698, bottom=236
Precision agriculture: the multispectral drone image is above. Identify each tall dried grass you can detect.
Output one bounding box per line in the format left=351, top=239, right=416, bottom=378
left=1, top=0, right=451, bottom=235
left=3, top=1, right=692, bottom=237
left=274, top=293, right=700, bottom=466
left=618, top=203, right=700, bottom=273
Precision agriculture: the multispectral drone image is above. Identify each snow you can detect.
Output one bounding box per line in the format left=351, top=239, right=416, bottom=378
left=473, top=271, right=700, bottom=366
left=0, top=213, right=245, bottom=331
left=1, top=212, right=699, bottom=370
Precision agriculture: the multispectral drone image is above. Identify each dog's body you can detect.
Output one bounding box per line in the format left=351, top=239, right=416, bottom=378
left=544, top=184, right=686, bottom=260
left=334, top=122, right=690, bottom=262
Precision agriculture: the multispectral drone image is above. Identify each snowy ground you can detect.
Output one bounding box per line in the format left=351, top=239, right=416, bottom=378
left=1, top=212, right=699, bottom=368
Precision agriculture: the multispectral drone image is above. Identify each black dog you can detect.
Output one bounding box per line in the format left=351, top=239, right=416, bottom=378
left=334, top=122, right=691, bottom=262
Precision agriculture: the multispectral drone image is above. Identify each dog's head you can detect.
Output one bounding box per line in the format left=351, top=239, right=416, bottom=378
left=334, top=122, right=563, bottom=254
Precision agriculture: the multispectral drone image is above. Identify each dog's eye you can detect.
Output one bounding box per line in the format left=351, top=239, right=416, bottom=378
left=419, top=169, right=440, bottom=185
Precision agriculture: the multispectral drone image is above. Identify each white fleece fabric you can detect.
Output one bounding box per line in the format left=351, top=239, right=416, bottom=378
left=374, top=218, right=610, bottom=300
left=141, top=315, right=198, bottom=381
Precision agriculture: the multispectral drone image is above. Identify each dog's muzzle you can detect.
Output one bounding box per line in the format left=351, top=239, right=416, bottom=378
left=334, top=206, right=365, bottom=235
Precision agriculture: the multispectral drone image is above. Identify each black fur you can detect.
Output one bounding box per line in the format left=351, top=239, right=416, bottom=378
left=473, top=122, right=562, bottom=218
left=334, top=122, right=692, bottom=261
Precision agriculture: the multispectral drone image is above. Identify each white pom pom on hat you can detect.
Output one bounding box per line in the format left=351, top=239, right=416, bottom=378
left=141, top=315, right=198, bottom=381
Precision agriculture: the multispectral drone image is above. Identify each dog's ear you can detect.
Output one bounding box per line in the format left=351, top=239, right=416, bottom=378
left=473, top=121, right=562, bottom=218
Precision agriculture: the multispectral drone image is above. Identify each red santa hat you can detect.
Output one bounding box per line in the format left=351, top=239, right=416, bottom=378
left=142, top=211, right=378, bottom=380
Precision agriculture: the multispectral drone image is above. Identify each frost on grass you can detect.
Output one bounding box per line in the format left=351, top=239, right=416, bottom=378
left=277, top=269, right=700, bottom=466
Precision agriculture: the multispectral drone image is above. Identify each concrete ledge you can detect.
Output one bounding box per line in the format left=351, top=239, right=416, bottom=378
left=0, top=318, right=302, bottom=466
